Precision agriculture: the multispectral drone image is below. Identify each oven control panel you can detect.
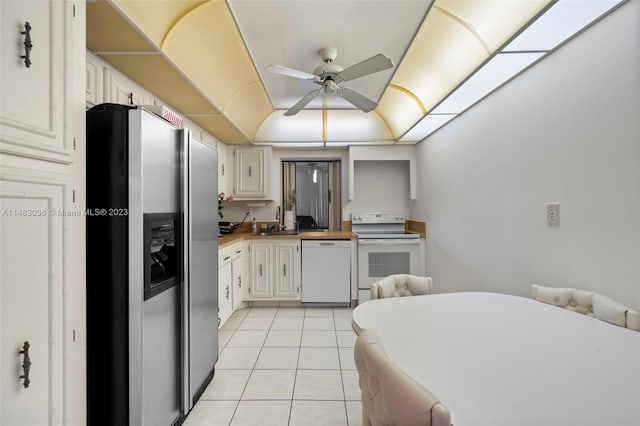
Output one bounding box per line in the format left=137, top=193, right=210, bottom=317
left=352, top=211, right=405, bottom=224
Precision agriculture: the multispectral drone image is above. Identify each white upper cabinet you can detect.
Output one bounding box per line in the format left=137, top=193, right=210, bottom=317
left=233, top=146, right=272, bottom=199
left=104, top=68, right=152, bottom=107
left=0, top=0, right=76, bottom=163
left=85, top=52, right=104, bottom=109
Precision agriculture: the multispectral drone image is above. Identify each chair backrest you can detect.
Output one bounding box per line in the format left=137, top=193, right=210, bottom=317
left=371, top=275, right=433, bottom=300
left=354, top=329, right=451, bottom=426
left=531, top=284, right=594, bottom=315
left=532, top=285, right=640, bottom=332
left=592, top=293, right=640, bottom=331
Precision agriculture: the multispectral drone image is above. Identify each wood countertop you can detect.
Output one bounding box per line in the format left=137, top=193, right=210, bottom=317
left=219, top=230, right=356, bottom=249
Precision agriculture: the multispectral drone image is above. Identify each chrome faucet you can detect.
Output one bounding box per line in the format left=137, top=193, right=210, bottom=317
left=276, top=206, right=285, bottom=230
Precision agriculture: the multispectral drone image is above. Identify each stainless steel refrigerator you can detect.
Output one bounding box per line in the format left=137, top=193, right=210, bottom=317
left=86, top=104, right=218, bottom=426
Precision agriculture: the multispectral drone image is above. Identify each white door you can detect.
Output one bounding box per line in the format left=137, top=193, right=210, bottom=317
left=1, top=183, right=65, bottom=425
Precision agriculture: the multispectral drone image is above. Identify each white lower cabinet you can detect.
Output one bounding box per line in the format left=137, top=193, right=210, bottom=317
left=248, top=242, right=272, bottom=298
left=248, top=240, right=300, bottom=300
left=231, top=245, right=245, bottom=310
left=218, top=242, right=245, bottom=327
left=218, top=249, right=233, bottom=327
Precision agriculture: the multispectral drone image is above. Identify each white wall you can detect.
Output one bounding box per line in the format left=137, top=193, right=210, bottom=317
left=412, top=1, right=640, bottom=309
left=347, top=160, right=411, bottom=218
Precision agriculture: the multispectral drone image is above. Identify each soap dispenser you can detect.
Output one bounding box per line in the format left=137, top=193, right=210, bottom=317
left=251, top=217, right=257, bottom=234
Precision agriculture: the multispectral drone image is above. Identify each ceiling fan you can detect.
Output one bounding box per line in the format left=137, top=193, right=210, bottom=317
left=266, top=47, right=394, bottom=116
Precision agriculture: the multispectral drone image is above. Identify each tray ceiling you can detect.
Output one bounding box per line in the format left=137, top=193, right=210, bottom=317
left=87, top=0, right=627, bottom=146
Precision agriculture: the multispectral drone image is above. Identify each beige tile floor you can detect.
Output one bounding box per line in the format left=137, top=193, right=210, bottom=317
left=184, top=306, right=362, bottom=426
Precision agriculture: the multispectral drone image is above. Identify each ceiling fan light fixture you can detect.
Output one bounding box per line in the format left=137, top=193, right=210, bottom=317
left=267, top=47, right=394, bottom=116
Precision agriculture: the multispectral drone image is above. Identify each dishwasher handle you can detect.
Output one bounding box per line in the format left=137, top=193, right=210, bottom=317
left=302, top=240, right=351, bottom=249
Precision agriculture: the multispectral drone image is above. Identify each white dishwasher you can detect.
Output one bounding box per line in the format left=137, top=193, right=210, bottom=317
left=301, top=240, right=351, bottom=305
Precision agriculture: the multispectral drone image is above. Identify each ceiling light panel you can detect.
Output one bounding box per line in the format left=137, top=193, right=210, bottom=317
left=325, top=140, right=395, bottom=147
left=400, top=114, right=456, bottom=142
left=254, top=142, right=325, bottom=148
left=255, top=110, right=322, bottom=142
left=376, top=88, right=426, bottom=139
left=391, top=8, right=489, bottom=111
left=436, top=0, right=551, bottom=52
left=326, top=110, right=393, bottom=141
left=379, top=0, right=551, bottom=138
left=431, top=52, right=545, bottom=114
left=503, top=0, right=626, bottom=52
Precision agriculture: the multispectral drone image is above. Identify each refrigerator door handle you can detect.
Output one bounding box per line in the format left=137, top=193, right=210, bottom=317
left=179, top=128, right=192, bottom=413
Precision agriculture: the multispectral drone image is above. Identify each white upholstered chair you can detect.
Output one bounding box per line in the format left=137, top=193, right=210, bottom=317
left=532, top=284, right=640, bottom=332
left=531, top=284, right=594, bottom=316
left=354, top=329, right=451, bottom=426
left=371, top=274, right=433, bottom=300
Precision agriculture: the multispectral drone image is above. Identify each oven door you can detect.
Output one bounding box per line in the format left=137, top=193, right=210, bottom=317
left=357, top=238, right=421, bottom=303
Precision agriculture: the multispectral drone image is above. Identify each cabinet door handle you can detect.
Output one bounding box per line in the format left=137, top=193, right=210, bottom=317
left=128, top=92, right=134, bottom=105
left=223, top=256, right=231, bottom=261
left=283, top=264, right=287, bottom=276
left=238, top=276, right=242, bottom=287
left=20, top=22, right=33, bottom=68
left=259, top=264, right=262, bottom=276
left=19, top=341, right=31, bottom=388
left=248, top=166, right=252, bottom=177
left=221, top=164, right=225, bottom=176
left=225, top=286, right=229, bottom=299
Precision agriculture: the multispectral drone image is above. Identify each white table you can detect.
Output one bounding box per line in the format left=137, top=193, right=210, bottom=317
left=352, top=292, right=640, bottom=426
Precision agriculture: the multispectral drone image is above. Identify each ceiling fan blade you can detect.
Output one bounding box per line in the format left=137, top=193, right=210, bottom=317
left=339, top=53, right=394, bottom=82
left=284, top=89, right=321, bottom=116
left=338, top=88, right=377, bottom=112
left=265, top=65, right=317, bottom=81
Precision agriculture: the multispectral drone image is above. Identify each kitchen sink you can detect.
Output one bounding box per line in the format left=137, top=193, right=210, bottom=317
left=253, top=230, right=300, bottom=236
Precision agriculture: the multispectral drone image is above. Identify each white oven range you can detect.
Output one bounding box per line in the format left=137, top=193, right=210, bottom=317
left=353, top=211, right=422, bottom=303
